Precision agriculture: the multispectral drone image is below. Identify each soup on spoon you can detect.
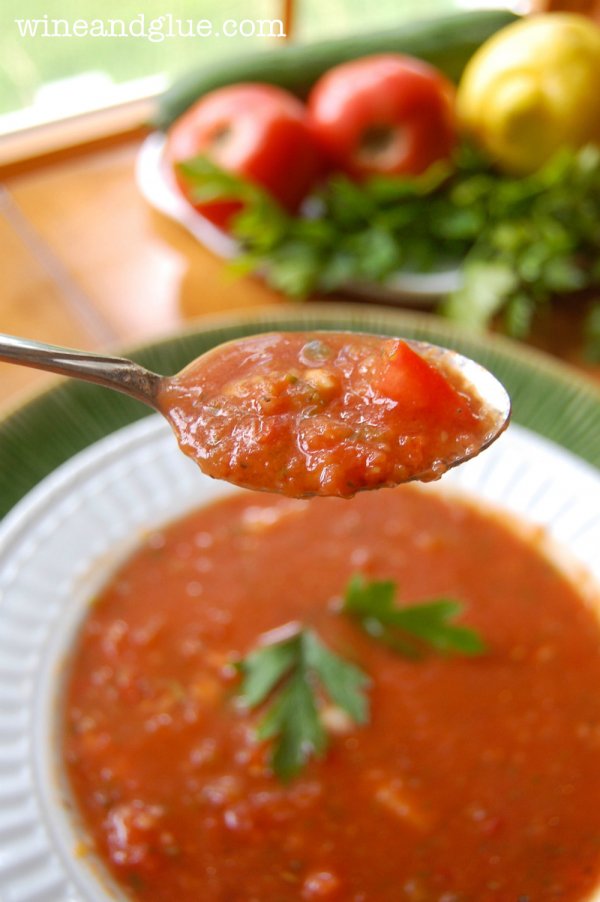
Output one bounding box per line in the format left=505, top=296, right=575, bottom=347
left=0, top=330, right=509, bottom=498
left=158, top=331, right=508, bottom=497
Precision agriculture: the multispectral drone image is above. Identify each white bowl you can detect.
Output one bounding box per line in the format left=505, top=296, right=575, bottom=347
left=0, top=416, right=599, bottom=901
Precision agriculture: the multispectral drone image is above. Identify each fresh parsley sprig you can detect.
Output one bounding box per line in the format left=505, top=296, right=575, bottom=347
left=343, top=573, right=485, bottom=658
left=178, top=145, right=600, bottom=356
left=235, top=577, right=485, bottom=781
left=444, top=145, right=600, bottom=348
left=236, top=627, right=370, bottom=781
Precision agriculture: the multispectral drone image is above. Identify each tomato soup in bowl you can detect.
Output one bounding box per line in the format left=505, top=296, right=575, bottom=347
left=1, top=416, right=599, bottom=902
left=60, top=458, right=600, bottom=899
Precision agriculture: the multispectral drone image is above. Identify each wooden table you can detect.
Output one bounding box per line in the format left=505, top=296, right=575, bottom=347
left=0, top=135, right=598, bottom=416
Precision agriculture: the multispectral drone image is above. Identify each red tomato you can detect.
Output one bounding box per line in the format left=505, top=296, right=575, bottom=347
left=307, top=54, right=456, bottom=178
left=165, top=83, right=323, bottom=230
left=376, top=340, right=471, bottom=418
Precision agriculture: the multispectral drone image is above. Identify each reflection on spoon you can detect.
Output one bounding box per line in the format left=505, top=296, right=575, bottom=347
left=0, top=331, right=510, bottom=498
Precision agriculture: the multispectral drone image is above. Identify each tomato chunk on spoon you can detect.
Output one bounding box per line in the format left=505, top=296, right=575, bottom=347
left=158, top=331, right=506, bottom=498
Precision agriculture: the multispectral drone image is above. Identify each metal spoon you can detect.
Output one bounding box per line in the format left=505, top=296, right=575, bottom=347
left=0, top=333, right=164, bottom=408
left=0, top=331, right=510, bottom=496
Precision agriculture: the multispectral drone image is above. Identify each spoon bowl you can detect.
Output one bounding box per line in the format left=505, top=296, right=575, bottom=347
left=0, top=331, right=510, bottom=497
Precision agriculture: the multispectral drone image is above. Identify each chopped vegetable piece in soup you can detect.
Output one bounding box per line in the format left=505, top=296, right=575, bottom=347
left=158, top=332, right=498, bottom=497
left=63, top=487, right=600, bottom=902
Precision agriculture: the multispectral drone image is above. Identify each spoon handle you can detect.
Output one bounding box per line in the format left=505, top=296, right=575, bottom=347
left=0, top=333, right=163, bottom=408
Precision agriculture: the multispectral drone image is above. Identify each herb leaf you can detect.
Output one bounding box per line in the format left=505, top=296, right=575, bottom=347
left=236, top=639, right=297, bottom=708
left=443, top=261, right=518, bottom=331
left=257, top=670, right=325, bottom=781
left=237, top=628, right=370, bottom=781
left=178, top=146, right=600, bottom=344
left=303, top=630, right=370, bottom=724
left=235, top=576, right=484, bottom=780
left=344, top=574, right=485, bottom=657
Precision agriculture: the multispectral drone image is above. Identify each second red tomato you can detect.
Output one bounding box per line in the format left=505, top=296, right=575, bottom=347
left=308, top=54, right=456, bottom=179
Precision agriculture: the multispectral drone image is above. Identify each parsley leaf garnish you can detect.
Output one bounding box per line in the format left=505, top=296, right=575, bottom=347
left=236, top=578, right=484, bottom=780
left=236, top=628, right=369, bottom=781
left=343, top=574, right=485, bottom=658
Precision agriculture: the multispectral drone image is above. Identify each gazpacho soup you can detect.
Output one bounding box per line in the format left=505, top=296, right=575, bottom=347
left=158, top=332, right=501, bottom=497
left=62, top=486, right=600, bottom=902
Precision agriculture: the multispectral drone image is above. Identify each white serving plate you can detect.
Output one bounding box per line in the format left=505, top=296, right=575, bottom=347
left=136, top=133, right=462, bottom=305
left=0, top=416, right=599, bottom=901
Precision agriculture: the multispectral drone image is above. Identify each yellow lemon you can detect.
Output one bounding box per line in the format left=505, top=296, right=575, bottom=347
left=457, top=13, right=600, bottom=173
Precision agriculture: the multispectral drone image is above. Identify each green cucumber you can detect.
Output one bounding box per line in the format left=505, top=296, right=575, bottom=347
left=156, top=9, right=518, bottom=130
